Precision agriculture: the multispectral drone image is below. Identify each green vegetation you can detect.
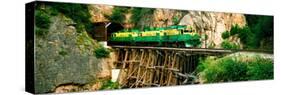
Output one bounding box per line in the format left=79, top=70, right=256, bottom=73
left=221, top=40, right=240, bottom=49
left=221, top=24, right=250, bottom=49
left=36, top=2, right=111, bottom=59
left=247, top=57, right=274, bottom=80
left=229, top=24, right=240, bottom=36
left=105, top=7, right=130, bottom=23
left=172, top=16, right=180, bottom=25
left=245, top=15, right=273, bottom=50
left=35, top=7, right=51, bottom=37
left=131, top=8, right=155, bottom=29
left=104, top=7, right=155, bottom=30
left=222, top=15, right=273, bottom=50
left=100, top=80, right=119, bottom=90
left=221, top=31, right=230, bottom=39
left=196, top=56, right=273, bottom=83
left=35, top=2, right=93, bottom=34
left=94, top=47, right=110, bottom=58
left=49, top=3, right=93, bottom=33
left=76, top=32, right=110, bottom=58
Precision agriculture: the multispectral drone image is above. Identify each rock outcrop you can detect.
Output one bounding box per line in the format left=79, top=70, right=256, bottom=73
left=35, top=15, right=101, bottom=93
left=179, top=11, right=246, bottom=48
left=88, top=4, right=113, bottom=22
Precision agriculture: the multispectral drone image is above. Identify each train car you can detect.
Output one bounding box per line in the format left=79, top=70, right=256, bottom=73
left=109, top=25, right=201, bottom=47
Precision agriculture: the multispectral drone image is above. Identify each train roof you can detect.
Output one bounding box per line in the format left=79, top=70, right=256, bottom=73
left=115, top=25, right=191, bottom=33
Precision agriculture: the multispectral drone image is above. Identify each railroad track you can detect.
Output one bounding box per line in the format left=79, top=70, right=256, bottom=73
left=110, top=45, right=273, bottom=54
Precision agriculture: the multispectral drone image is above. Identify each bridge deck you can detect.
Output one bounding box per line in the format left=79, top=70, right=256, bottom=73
left=110, top=46, right=273, bottom=54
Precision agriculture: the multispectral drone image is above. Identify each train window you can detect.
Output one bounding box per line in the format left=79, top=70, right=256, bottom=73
left=184, top=30, right=189, bottom=32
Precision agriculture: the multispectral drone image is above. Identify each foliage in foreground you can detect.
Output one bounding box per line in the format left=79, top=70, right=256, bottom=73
left=99, top=80, right=120, bottom=90
left=94, top=47, right=110, bottom=58
left=196, top=56, right=273, bottom=83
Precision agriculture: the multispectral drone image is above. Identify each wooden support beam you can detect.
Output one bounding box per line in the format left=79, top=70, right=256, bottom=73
left=167, top=52, right=177, bottom=86
left=117, top=49, right=129, bottom=85
left=159, top=51, right=168, bottom=85
left=115, top=47, right=213, bottom=88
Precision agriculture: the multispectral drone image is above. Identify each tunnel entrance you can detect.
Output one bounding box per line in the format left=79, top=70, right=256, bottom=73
left=89, top=22, right=123, bottom=41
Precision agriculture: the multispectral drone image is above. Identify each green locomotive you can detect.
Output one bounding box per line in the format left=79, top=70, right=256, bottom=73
left=109, top=25, right=201, bottom=47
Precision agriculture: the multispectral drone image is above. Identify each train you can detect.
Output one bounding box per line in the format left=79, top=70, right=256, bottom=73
left=108, top=25, right=201, bottom=47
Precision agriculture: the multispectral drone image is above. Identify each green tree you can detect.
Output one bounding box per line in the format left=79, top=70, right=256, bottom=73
left=221, top=31, right=230, bottom=39
left=221, top=40, right=240, bottom=49
left=244, top=15, right=273, bottom=49
left=131, top=8, right=155, bottom=29
left=105, top=7, right=130, bottom=23
left=48, top=2, right=94, bottom=33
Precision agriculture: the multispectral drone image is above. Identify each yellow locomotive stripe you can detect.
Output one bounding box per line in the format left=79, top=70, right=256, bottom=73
left=141, top=31, right=160, bottom=36
left=163, top=29, right=180, bottom=36
left=115, top=32, right=138, bottom=37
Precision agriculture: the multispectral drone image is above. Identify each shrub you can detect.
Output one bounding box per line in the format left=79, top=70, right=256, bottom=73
left=196, top=57, right=248, bottom=83
left=219, top=59, right=248, bottom=81
left=224, top=15, right=274, bottom=50
left=221, top=40, right=240, bottom=49
left=35, top=9, right=51, bottom=36
left=105, top=7, right=130, bottom=23
left=131, top=8, right=155, bottom=29
left=35, top=2, right=94, bottom=36
left=35, top=10, right=51, bottom=29
left=237, top=26, right=255, bottom=49
left=49, top=3, right=94, bottom=33
left=94, top=47, right=110, bottom=58
left=221, top=31, right=230, bottom=39
left=247, top=58, right=273, bottom=80
left=172, top=16, right=180, bottom=25
left=196, top=56, right=273, bottom=83
left=100, top=80, right=119, bottom=90
left=230, top=24, right=240, bottom=36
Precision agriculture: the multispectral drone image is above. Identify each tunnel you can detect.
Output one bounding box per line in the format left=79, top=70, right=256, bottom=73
left=88, top=22, right=124, bottom=43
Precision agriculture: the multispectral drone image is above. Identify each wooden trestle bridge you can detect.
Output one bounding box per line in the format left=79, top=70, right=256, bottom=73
left=111, top=46, right=273, bottom=88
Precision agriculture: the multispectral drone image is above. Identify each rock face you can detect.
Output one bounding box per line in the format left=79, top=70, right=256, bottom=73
left=132, top=9, right=187, bottom=28
left=95, top=52, right=115, bottom=79
left=178, top=11, right=246, bottom=48
left=35, top=15, right=101, bottom=93
left=88, top=4, right=113, bottom=22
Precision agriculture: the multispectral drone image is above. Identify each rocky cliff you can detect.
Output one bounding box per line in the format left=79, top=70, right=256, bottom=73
left=35, top=14, right=101, bottom=93
left=179, top=11, right=246, bottom=48
left=88, top=4, right=113, bottom=22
